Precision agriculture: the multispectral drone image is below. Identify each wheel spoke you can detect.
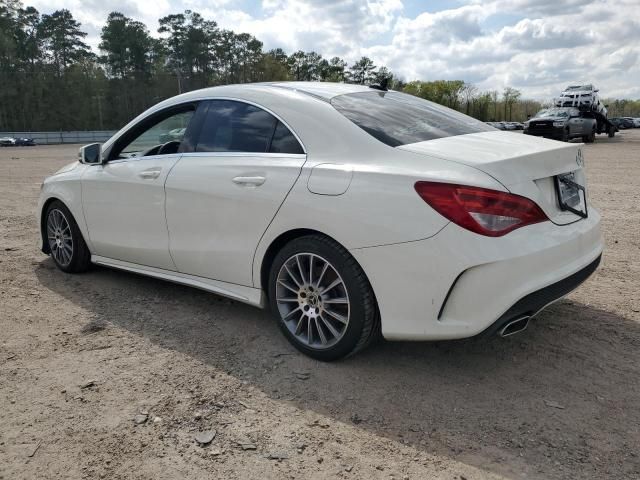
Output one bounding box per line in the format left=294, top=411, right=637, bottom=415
left=315, top=261, right=329, bottom=288
left=295, top=255, right=306, bottom=286
left=319, top=314, right=341, bottom=339
left=294, top=313, right=305, bottom=335
left=276, top=296, right=298, bottom=303
left=283, top=305, right=301, bottom=320
left=308, top=255, right=313, bottom=285
left=323, top=297, right=348, bottom=304
left=284, top=265, right=301, bottom=287
left=307, top=316, right=314, bottom=344
left=315, top=318, right=328, bottom=345
left=60, top=246, right=70, bottom=264
left=320, top=277, right=343, bottom=295
left=324, top=308, right=348, bottom=325
left=278, top=280, right=298, bottom=294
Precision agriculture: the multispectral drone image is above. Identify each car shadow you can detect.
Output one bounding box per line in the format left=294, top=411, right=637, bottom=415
left=34, top=259, right=640, bottom=479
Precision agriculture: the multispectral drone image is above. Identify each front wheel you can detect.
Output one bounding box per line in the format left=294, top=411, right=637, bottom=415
left=268, top=235, right=379, bottom=361
left=561, top=128, right=570, bottom=142
left=582, top=129, right=596, bottom=143
left=45, top=200, right=91, bottom=273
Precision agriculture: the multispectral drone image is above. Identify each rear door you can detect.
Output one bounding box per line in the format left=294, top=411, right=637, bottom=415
left=165, top=99, right=306, bottom=286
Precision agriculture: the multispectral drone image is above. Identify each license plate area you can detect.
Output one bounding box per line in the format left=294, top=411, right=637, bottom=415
left=555, top=172, right=588, bottom=218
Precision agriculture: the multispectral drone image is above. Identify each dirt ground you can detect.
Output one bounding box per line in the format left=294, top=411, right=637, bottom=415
left=1, top=130, right=639, bottom=480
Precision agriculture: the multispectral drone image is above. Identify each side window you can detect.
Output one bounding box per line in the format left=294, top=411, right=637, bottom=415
left=115, top=108, right=195, bottom=159
left=196, top=100, right=304, bottom=154
left=197, top=100, right=275, bottom=153
left=270, top=121, right=304, bottom=154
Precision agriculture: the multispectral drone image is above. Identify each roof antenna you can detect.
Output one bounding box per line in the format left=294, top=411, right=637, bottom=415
left=369, top=77, right=389, bottom=91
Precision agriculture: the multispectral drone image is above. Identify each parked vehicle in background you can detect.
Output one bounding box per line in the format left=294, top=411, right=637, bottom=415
left=159, top=127, right=187, bottom=143
left=524, top=107, right=597, bottom=142
left=623, top=117, right=639, bottom=128
left=0, top=137, right=16, bottom=146
left=14, top=137, right=36, bottom=146
left=610, top=117, right=635, bottom=129
left=555, top=84, right=607, bottom=116
left=37, top=82, right=602, bottom=360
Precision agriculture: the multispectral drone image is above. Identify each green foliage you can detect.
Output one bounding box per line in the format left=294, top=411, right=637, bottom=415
left=0, top=1, right=638, bottom=131
left=403, top=80, right=465, bottom=109
left=349, top=56, right=376, bottom=84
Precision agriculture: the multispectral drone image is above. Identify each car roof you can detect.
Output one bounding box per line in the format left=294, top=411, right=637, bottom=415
left=265, top=81, right=372, bottom=100
left=174, top=81, right=372, bottom=102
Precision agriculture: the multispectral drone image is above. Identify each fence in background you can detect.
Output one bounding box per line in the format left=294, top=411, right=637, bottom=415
left=0, top=131, right=116, bottom=145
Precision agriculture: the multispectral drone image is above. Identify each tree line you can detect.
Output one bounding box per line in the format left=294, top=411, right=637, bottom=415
left=1, top=1, right=638, bottom=132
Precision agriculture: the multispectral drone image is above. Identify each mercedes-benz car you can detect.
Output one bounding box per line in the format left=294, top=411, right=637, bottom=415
left=37, top=82, right=603, bottom=360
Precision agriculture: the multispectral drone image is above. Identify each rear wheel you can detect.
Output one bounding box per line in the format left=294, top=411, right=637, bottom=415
left=608, top=125, right=616, bottom=138
left=45, top=200, right=91, bottom=273
left=268, top=235, right=379, bottom=361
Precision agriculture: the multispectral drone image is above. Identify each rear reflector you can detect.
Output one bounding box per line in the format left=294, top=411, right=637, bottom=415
left=414, top=181, right=548, bottom=237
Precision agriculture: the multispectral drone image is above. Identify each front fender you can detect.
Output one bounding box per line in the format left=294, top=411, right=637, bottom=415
left=38, top=164, right=93, bottom=254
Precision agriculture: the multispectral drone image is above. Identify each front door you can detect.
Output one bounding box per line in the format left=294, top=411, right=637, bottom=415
left=82, top=106, right=196, bottom=270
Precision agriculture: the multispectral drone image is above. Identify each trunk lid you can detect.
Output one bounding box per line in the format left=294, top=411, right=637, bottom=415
left=398, top=131, right=586, bottom=225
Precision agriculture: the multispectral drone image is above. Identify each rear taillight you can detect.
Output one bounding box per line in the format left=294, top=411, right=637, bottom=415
left=414, top=181, right=548, bottom=237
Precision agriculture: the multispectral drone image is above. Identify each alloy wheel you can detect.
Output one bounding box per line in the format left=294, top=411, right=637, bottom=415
left=47, top=208, right=73, bottom=267
left=275, top=253, right=350, bottom=349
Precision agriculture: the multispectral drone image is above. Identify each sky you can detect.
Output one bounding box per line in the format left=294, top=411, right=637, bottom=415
left=27, top=0, right=640, bottom=99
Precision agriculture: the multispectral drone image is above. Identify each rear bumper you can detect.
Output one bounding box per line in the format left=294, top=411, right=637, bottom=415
left=350, top=209, right=603, bottom=341
left=477, top=254, right=601, bottom=337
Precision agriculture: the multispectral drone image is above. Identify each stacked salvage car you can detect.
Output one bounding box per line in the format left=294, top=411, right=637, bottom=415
left=554, top=84, right=607, bottom=116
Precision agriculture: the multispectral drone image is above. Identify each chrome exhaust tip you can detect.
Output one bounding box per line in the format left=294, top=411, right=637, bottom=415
left=499, top=316, right=530, bottom=337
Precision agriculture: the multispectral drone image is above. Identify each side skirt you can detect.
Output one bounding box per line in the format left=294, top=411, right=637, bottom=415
left=91, top=255, right=265, bottom=307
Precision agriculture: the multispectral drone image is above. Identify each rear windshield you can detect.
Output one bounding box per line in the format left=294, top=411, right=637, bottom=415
left=331, top=91, right=494, bottom=147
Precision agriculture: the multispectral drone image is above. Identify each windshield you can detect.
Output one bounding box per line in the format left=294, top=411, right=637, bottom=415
left=331, top=91, right=494, bottom=147
left=565, top=85, right=592, bottom=91
left=535, top=108, right=570, bottom=118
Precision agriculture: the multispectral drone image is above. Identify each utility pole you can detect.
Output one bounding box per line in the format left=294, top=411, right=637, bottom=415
left=176, top=69, right=182, bottom=94
left=93, top=95, right=104, bottom=130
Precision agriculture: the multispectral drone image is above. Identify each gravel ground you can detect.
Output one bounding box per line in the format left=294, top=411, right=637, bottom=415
left=1, top=131, right=639, bottom=480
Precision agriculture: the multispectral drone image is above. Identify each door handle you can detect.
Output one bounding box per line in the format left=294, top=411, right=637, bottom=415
left=232, top=176, right=266, bottom=187
left=138, top=168, right=161, bottom=180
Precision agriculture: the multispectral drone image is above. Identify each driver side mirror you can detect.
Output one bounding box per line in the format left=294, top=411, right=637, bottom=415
left=79, top=143, right=102, bottom=164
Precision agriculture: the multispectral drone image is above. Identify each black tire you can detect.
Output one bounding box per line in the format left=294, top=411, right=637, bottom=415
left=582, top=129, right=596, bottom=143
left=45, top=200, right=91, bottom=273
left=561, top=129, right=570, bottom=142
left=268, top=234, right=380, bottom=361
left=608, top=126, right=616, bottom=138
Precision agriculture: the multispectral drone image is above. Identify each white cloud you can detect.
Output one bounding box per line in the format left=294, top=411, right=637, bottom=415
left=26, top=0, right=640, bottom=99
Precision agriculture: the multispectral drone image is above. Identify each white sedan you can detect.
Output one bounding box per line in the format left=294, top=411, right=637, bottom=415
left=38, top=82, right=603, bottom=360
